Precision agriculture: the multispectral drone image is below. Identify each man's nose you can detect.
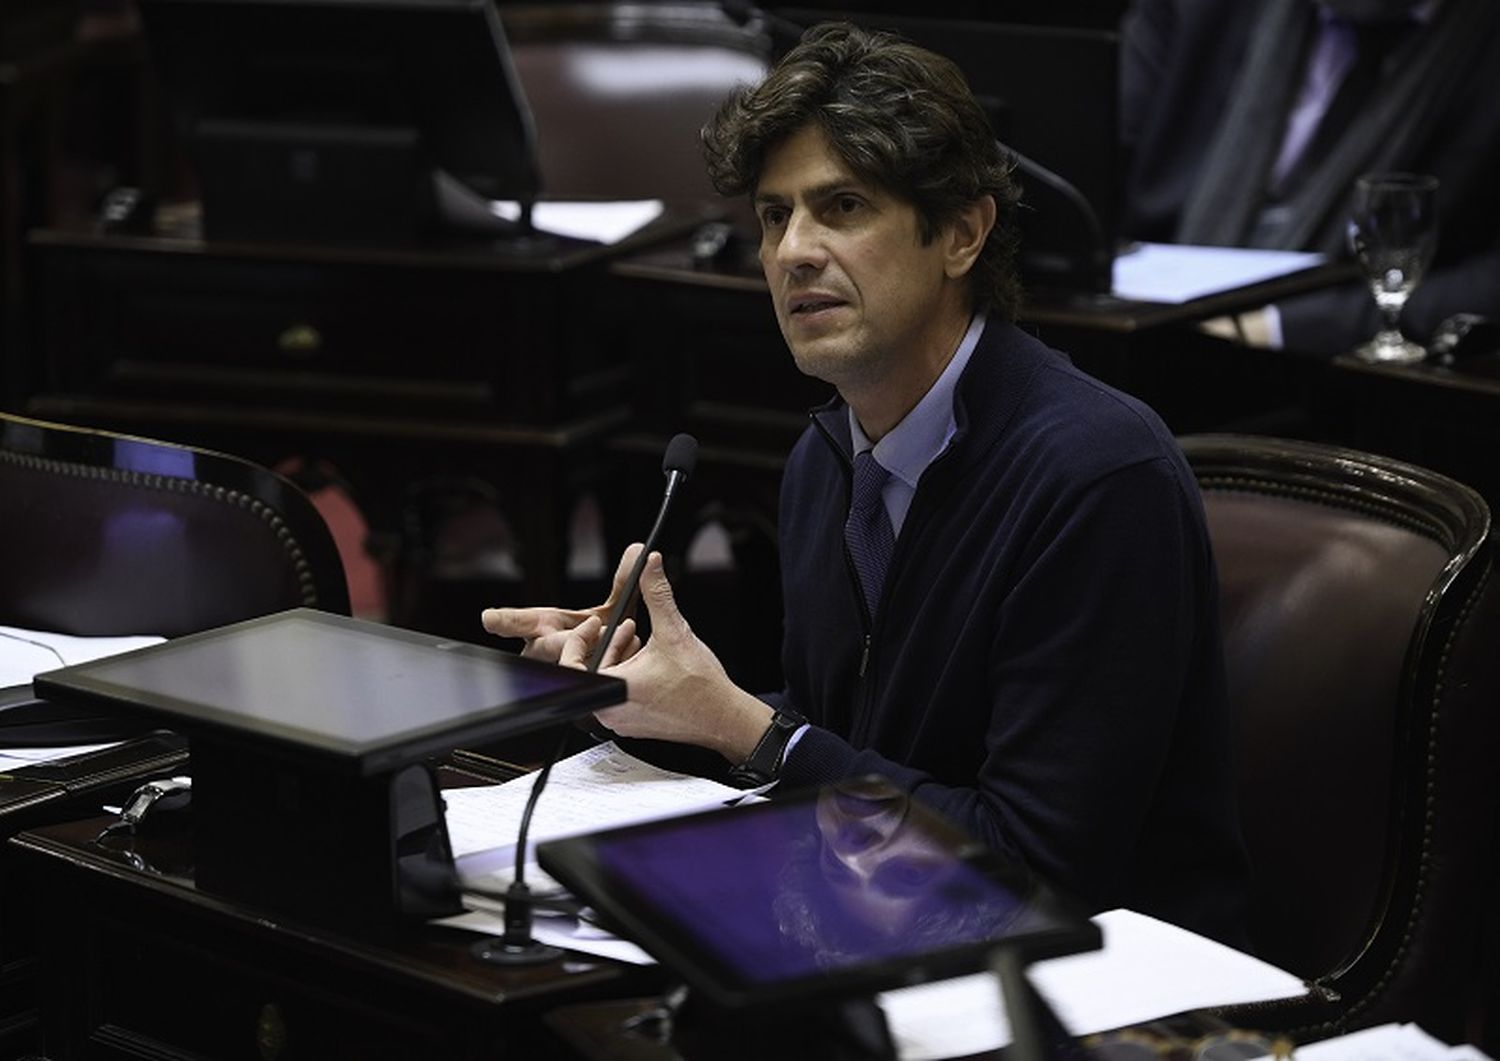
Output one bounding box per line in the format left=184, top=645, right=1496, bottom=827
left=775, top=211, right=827, bottom=271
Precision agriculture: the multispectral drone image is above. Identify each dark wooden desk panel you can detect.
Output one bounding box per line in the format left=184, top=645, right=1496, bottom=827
left=0, top=733, right=189, bottom=1058
left=11, top=786, right=650, bottom=1059
left=1311, top=353, right=1500, bottom=512
left=1, top=32, right=81, bottom=412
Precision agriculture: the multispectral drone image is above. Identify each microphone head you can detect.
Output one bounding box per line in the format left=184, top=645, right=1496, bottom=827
left=663, top=433, right=699, bottom=482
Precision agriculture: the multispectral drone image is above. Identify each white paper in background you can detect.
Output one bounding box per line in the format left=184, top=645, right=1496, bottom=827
left=878, top=909, right=1308, bottom=1061
left=442, top=741, right=748, bottom=876
left=0, top=625, right=164, bottom=689
left=430, top=170, right=665, bottom=244
left=1111, top=242, right=1327, bottom=304
left=0, top=744, right=122, bottom=774
left=489, top=199, right=666, bottom=244
left=1295, top=1023, right=1493, bottom=1061
left=0, top=626, right=164, bottom=770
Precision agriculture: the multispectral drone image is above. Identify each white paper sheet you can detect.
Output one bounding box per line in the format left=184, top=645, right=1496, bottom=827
left=443, top=741, right=747, bottom=880
left=0, top=743, right=122, bottom=774
left=489, top=199, right=666, bottom=244
left=0, top=625, right=164, bottom=688
left=1112, top=242, right=1327, bottom=304
left=0, top=626, right=163, bottom=771
left=877, top=909, right=1307, bottom=1060
left=1296, top=1023, right=1492, bottom=1060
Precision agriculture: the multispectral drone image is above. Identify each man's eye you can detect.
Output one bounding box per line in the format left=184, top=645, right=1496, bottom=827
left=836, top=196, right=863, bottom=214
left=760, top=207, right=788, bottom=229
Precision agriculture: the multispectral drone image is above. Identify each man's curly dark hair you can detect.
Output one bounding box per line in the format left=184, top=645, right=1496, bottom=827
left=702, top=21, right=1023, bottom=319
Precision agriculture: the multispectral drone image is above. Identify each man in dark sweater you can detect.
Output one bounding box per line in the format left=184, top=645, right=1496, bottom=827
left=485, top=22, right=1249, bottom=947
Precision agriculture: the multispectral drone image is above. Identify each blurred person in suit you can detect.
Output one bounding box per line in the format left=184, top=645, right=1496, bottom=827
left=1119, top=0, right=1500, bottom=355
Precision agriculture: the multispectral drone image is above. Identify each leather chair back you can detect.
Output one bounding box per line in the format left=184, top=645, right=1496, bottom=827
left=502, top=4, right=768, bottom=212
left=1184, top=435, right=1500, bottom=1043
left=0, top=412, right=349, bottom=638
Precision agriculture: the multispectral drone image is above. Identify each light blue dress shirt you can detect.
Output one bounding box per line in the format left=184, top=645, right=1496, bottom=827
left=847, top=311, right=987, bottom=538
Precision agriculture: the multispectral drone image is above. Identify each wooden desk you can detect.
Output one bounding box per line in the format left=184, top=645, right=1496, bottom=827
left=1315, top=352, right=1500, bottom=511
left=0, top=732, right=188, bottom=1057
left=8, top=758, right=657, bottom=1060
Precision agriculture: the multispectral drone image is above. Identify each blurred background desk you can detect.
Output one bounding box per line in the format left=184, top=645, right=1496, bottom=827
left=1317, top=351, right=1500, bottom=512
left=17, top=219, right=695, bottom=637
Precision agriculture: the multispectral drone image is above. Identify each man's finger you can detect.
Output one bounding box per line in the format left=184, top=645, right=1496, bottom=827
left=635, top=552, right=688, bottom=637
left=600, top=617, right=638, bottom=669
left=600, top=543, right=646, bottom=611
left=558, top=616, right=602, bottom=670
left=482, top=606, right=561, bottom=638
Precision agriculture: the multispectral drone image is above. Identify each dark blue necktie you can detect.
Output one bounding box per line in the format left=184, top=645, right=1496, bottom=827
left=845, top=450, right=895, bottom=619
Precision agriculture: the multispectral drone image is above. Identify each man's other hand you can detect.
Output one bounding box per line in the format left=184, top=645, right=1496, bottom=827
left=480, top=543, right=645, bottom=664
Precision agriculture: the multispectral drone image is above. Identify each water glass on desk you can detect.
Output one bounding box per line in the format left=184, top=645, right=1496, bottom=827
left=1346, top=172, right=1439, bottom=364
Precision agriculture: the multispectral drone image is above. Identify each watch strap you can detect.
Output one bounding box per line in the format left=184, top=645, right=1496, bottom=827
left=728, top=707, right=806, bottom=787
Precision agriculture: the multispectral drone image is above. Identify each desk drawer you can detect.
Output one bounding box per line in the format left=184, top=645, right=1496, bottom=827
left=30, top=242, right=621, bottom=425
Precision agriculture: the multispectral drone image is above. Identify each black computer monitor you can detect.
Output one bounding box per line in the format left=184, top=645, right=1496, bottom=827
left=776, top=10, right=1120, bottom=292
left=137, top=0, right=542, bottom=244
left=33, top=608, right=624, bottom=920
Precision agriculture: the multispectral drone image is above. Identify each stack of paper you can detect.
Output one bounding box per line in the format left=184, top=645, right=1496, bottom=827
left=0, top=625, right=164, bottom=770
left=442, top=741, right=749, bottom=893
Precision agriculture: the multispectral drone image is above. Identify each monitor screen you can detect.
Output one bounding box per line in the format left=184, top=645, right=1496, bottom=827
left=137, top=0, right=542, bottom=242
left=32, top=609, right=623, bottom=774
left=538, top=777, right=1100, bottom=1008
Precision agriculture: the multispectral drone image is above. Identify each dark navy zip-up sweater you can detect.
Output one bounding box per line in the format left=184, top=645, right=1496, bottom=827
left=768, top=319, right=1251, bottom=948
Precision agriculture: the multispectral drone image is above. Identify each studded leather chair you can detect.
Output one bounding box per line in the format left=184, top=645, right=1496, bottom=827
left=0, top=411, right=349, bottom=639
left=1182, top=434, right=1500, bottom=1045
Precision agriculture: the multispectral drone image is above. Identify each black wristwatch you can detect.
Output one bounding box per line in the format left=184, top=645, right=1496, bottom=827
left=728, top=707, right=806, bottom=787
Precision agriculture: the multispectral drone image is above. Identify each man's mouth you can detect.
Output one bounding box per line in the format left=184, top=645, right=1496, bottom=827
left=788, top=294, right=846, bottom=316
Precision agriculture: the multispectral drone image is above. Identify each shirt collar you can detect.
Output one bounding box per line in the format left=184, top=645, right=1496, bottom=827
left=848, top=311, right=986, bottom=488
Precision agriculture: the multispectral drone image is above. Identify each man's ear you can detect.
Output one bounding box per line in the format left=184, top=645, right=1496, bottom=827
left=943, top=194, right=997, bottom=280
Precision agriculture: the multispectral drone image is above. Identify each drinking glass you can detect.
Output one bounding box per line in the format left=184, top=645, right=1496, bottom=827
left=1346, top=173, right=1439, bottom=364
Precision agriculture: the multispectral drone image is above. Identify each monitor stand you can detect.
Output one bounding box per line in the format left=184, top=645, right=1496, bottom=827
left=431, top=170, right=562, bottom=258
left=190, top=737, right=463, bottom=922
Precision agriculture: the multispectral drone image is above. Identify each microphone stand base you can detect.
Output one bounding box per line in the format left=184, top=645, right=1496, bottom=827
left=470, top=936, right=565, bottom=966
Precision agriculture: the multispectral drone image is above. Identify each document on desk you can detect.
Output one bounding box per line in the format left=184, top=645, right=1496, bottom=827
left=0, top=625, right=164, bottom=770
left=1294, top=1023, right=1491, bottom=1060
left=878, top=908, right=1307, bottom=1061
left=442, top=740, right=750, bottom=889
left=0, top=625, right=164, bottom=689
left=1112, top=242, right=1328, bottom=304
left=0, top=743, right=121, bottom=774
left=493, top=200, right=666, bottom=244
left=432, top=170, right=666, bottom=244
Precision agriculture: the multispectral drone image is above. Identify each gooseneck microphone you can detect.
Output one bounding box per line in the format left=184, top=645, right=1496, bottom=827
left=589, top=432, right=699, bottom=672
left=471, top=433, right=699, bottom=967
